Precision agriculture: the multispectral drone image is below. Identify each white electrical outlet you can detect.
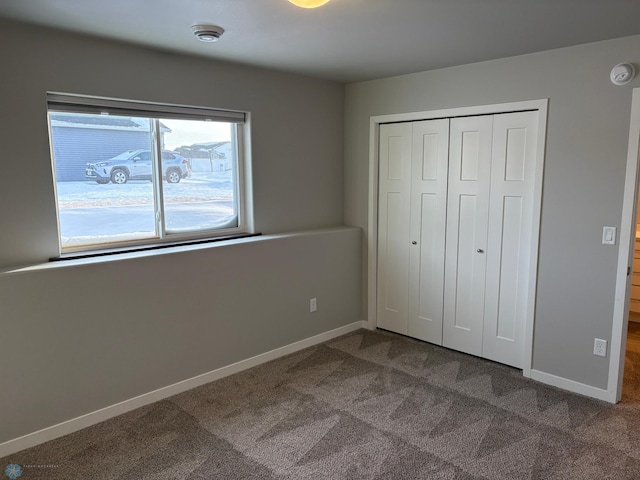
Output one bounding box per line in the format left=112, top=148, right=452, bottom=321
left=310, top=298, right=317, bottom=313
left=594, top=338, right=607, bottom=357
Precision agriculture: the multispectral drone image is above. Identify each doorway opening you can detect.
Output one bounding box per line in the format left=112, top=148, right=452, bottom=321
left=623, top=318, right=640, bottom=401
left=622, top=98, right=640, bottom=402
left=611, top=87, right=640, bottom=403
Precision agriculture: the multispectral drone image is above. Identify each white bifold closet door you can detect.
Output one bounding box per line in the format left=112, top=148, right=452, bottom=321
left=444, top=112, right=537, bottom=368
left=377, top=123, right=412, bottom=335
left=377, top=110, right=538, bottom=369
left=481, top=111, right=538, bottom=367
left=377, top=119, right=449, bottom=344
left=442, top=116, right=493, bottom=357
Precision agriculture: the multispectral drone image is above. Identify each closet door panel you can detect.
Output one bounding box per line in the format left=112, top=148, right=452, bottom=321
left=443, top=116, right=493, bottom=357
left=377, top=110, right=540, bottom=370
left=408, top=119, right=449, bottom=343
left=483, top=111, right=538, bottom=368
left=377, top=123, right=412, bottom=334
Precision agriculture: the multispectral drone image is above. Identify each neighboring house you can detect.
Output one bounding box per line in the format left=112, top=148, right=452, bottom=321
left=49, top=113, right=170, bottom=181
left=176, top=141, right=233, bottom=172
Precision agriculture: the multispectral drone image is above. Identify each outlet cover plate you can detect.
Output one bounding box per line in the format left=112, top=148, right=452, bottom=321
left=594, top=338, right=607, bottom=357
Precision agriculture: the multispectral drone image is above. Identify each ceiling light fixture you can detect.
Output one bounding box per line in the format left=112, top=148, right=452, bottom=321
left=288, top=0, right=331, bottom=8
left=191, top=24, right=225, bottom=43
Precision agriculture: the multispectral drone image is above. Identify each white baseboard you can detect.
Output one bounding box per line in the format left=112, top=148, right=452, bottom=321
left=0, top=321, right=366, bottom=458
left=362, top=318, right=376, bottom=330
left=530, top=369, right=614, bottom=403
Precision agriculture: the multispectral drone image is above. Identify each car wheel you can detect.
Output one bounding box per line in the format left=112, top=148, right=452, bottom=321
left=166, top=169, right=181, bottom=184
left=95, top=178, right=109, bottom=185
left=111, top=169, right=128, bottom=184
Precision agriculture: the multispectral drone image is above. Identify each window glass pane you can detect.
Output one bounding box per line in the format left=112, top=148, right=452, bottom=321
left=47, top=98, right=247, bottom=255
left=49, top=112, right=157, bottom=248
left=160, top=119, right=239, bottom=233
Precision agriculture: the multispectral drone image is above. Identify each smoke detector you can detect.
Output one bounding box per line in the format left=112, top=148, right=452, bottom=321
left=610, top=63, right=635, bottom=86
left=191, top=25, right=225, bottom=43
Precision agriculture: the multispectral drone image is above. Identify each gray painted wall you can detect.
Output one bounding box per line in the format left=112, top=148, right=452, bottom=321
left=344, top=35, right=640, bottom=390
left=1, top=229, right=361, bottom=444
left=0, top=20, right=361, bottom=444
left=0, top=19, right=345, bottom=269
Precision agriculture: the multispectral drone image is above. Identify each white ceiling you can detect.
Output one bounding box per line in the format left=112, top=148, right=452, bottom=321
left=1, top=0, right=639, bottom=83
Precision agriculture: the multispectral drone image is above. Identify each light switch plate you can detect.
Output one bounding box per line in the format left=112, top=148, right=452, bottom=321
left=602, top=226, right=616, bottom=245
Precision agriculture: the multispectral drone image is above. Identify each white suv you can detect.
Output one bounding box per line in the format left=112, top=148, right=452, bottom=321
left=85, top=149, right=191, bottom=184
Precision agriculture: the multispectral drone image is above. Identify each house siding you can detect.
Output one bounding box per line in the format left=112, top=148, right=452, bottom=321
left=51, top=127, right=151, bottom=181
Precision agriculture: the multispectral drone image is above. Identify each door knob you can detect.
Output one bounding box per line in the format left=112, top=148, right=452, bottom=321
left=477, top=248, right=485, bottom=253
left=412, top=241, right=417, bottom=245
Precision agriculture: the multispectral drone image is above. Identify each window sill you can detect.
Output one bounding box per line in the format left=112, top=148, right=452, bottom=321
left=54, top=233, right=261, bottom=262
left=4, top=233, right=263, bottom=274
left=2, top=227, right=359, bottom=275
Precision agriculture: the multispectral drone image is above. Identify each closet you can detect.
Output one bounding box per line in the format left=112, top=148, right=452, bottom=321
left=377, top=110, right=539, bottom=369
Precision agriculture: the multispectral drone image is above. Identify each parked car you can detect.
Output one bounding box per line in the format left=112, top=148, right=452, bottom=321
left=85, top=149, right=191, bottom=184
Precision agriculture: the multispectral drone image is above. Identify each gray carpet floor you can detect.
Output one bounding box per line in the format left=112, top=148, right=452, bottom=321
left=4, top=328, right=640, bottom=479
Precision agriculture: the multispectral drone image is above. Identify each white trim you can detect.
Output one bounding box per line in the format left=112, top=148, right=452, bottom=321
left=369, top=99, right=546, bottom=125
left=522, top=101, right=548, bottom=378
left=530, top=369, right=613, bottom=403
left=367, top=99, right=548, bottom=376
left=0, top=321, right=365, bottom=458
left=611, top=87, right=640, bottom=402
left=366, top=118, right=380, bottom=331
left=361, top=318, right=376, bottom=331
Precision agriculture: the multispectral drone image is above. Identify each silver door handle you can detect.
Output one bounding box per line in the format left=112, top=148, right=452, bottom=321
left=477, top=248, right=485, bottom=253
left=412, top=241, right=417, bottom=245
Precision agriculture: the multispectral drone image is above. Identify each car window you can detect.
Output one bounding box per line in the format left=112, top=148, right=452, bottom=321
left=162, top=152, right=175, bottom=160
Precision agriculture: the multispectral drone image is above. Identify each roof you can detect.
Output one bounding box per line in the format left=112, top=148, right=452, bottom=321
left=49, top=113, right=171, bottom=133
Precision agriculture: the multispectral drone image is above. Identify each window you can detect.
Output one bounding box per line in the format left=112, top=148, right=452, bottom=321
left=47, top=94, right=249, bottom=254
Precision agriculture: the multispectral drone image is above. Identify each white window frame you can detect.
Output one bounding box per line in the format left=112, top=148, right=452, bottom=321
left=47, top=93, right=252, bottom=256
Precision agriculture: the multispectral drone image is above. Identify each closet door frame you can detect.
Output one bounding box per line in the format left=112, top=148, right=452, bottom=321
left=367, top=99, right=548, bottom=378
